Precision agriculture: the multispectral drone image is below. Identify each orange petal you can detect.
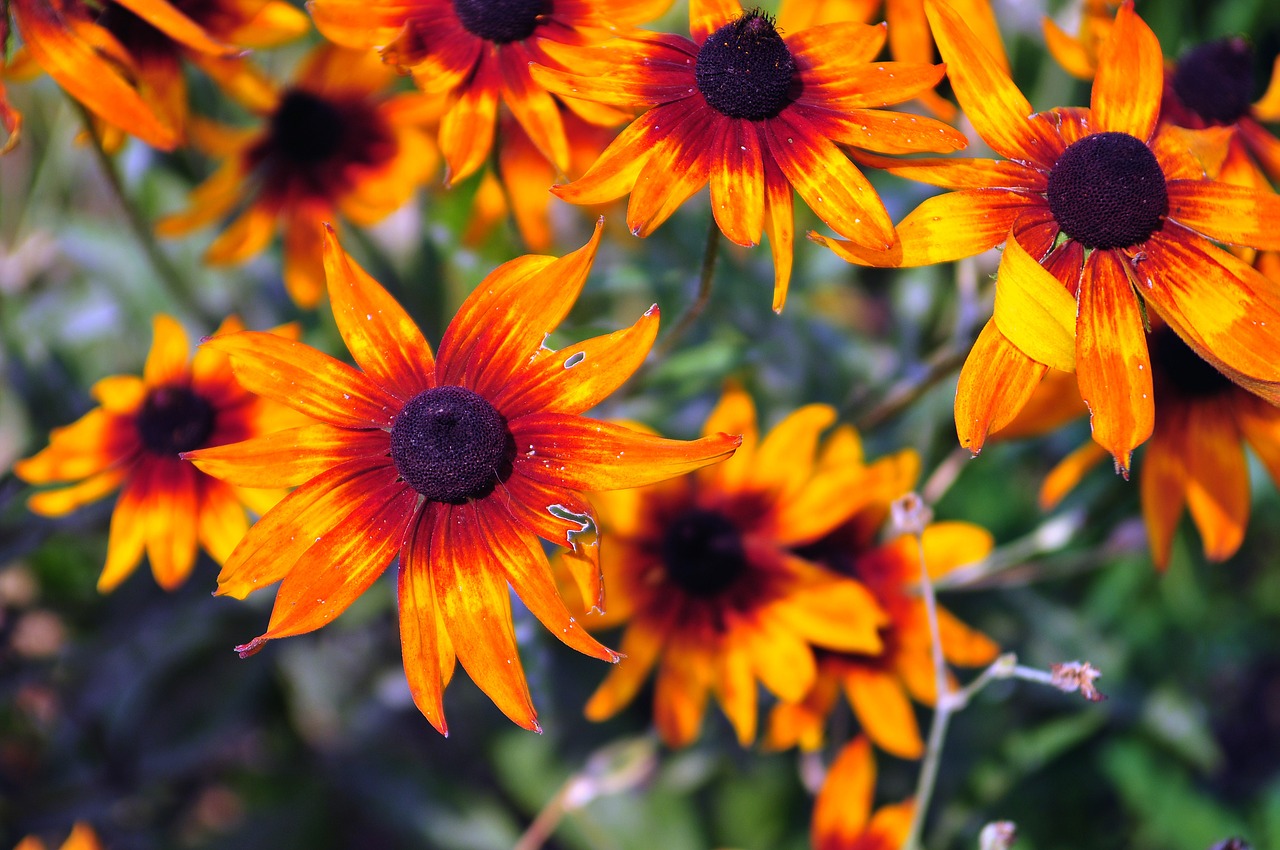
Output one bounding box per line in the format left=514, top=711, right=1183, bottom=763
left=585, top=608, right=677, bottom=720
left=955, top=319, right=1049, bottom=454
left=1041, top=439, right=1109, bottom=510
left=322, top=225, right=436, bottom=396
left=921, top=521, right=995, bottom=580
left=812, top=736, right=873, bottom=850
left=865, top=801, right=916, bottom=849
left=478, top=502, right=618, bottom=662
left=751, top=403, right=836, bottom=497
left=1043, top=15, right=1097, bottom=80
left=1076, top=248, right=1153, bottom=474
left=98, top=467, right=151, bottom=592
left=143, top=314, right=192, bottom=387
left=500, top=475, right=604, bottom=611
left=713, top=635, right=759, bottom=745
left=15, top=409, right=137, bottom=484
left=254, top=478, right=416, bottom=640
left=498, top=43, right=569, bottom=173
left=511, top=414, right=741, bottom=491
left=112, top=0, right=237, bottom=55
left=689, top=0, right=741, bottom=45
left=845, top=667, right=924, bottom=759
left=1237, top=392, right=1280, bottom=490
left=761, top=563, right=885, bottom=653
left=1182, top=400, right=1249, bottom=562
left=307, top=0, right=414, bottom=49
left=196, top=478, right=250, bottom=565
left=26, top=466, right=129, bottom=517
left=861, top=154, right=1046, bottom=191
left=993, top=231, right=1079, bottom=373
left=439, top=52, right=500, bottom=186
left=143, top=460, right=199, bottom=590
left=653, top=634, right=713, bottom=746
left=430, top=502, right=540, bottom=731
left=204, top=330, right=402, bottom=428
left=710, top=119, right=766, bottom=247
left=763, top=155, right=795, bottom=312
left=805, top=105, right=968, bottom=155
left=216, top=458, right=401, bottom=598
left=1166, top=179, right=1280, bottom=250
left=923, top=0, right=1054, bottom=166
left=552, top=100, right=693, bottom=205
left=937, top=607, right=1000, bottom=666
left=745, top=611, right=817, bottom=704
left=627, top=116, right=719, bottom=237
left=205, top=202, right=277, bottom=265
left=1140, top=404, right=1191, bottom=569
left=438, top=221, right=602, bottom=396
left=787, top=20, right=886, bottom=67
left=398, top=506, right=452, bottom=735
left=1090, top=1, right=1162, bottom=142
left=186, top=424, right=389, bottom=488
left=764, top=109, right=895, bottom=250
left=493, top=306, right=659, bottom=419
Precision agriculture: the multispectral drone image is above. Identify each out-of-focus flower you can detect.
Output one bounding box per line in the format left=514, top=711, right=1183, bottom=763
left=156, top=44, right=441, bottom=308
left=767, top=495, right=998, bottom=758
left=308, top=0, right=668, bottom=187
left=185, top=222, right=741, bottom=734
left=1042, top=0, right=1119, bottom=80
left=532, top=0, right=967, bottom=312
left=778, top=0, right=1008, bottom=119
left=818, top=0, right=1280, bottom=475
left=14, top=822, right=102, bottom=850
left=14, top=315, right=299, bottom=590
left=811, top=736, right=914, bottom=850
left=574, top=385, right=909, bottom=747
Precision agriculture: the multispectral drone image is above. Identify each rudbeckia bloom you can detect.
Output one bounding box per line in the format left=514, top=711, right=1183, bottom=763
left=157, top=44, right=440, bottom=309
left=818, top=0, right=1280, bottom=473
left=184, top=222, right=741, bottom=734
left=15, top=316, right=299, bottom=593
left=573, top=386, right=898, bottom=747
left=531, top=1, right=968, bottom=312
left=308, top=0, right=668, bottom=187
left=767, top=501, right=998, bottom=759
left=811, top=736, right=914, bottom=850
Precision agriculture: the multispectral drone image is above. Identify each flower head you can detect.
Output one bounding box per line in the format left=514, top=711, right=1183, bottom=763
left=811, top=736, right=914, bottom=850
left=309, top=0, right=668, bottom=187
left=156, top=44, right=440, bottom=308
left=819, top=0, right=1280, bottom=474
left=15, top=316, right=300, bottom=592
left=532, top=0, right=968, bottom=311
left=574, top=385, right=913, bottom=747
left=185, top=221, right=741, bottom=734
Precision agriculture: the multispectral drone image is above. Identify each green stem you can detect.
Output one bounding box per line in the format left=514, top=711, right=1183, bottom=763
left=655, top=217, right=721, bottom=359
left=74, top=102, right=208, bottom=322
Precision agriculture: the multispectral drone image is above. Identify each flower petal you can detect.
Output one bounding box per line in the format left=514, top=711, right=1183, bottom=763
left=498, top=43, right=569, bottom=173
left=144, top=314, right=191, bottom=387
left=845, top=667, right=923, bottom=759
left=1090, top=1, right=1162, bottom=141
left=430, top=502, right=540, bottom=731
left=398, top=505, right=452, bottom=735
left=627, top=115, right=719, bottom=237
left=1182, top=400, right=1249, bottom=562
left=993, top=232, right=1079, bottom=373
left=204, top=330, right=401, bottom=428
left=955, top=319, right=1049, bottom=454
left=584, top=607, right=678, bottom=720
left=143, top=460, right=200, bottom=591
left=97, top=468, right=151, bottom=592
left=689, top=0, right=741, bottom=45
left=1166, top=179, right=1280, bottom=250
left=751, top=403, right=836, bottom=497
left=1076, top=248, right=1153, bottom=474
left=499, top=475, right=604, bottom=611
left=763, top=155, right=795, bottom=312
left=185, top=424, right=390, bottom=488
left=439, top=52, right=500, bottom=186
left=511, top=414, right=741, bottom=492
left=785, top=20, right=886, bottom=66
left=713, top=635, right=758, bottom=745
left=196, top=478, right=251, bottom=565
left=1140, top=404, right=1190, bottom=569
left=322, top=225, right=436, bottom=396
left=710, top=118, right=766, bottom=247
left=812, top=736, right=874, bottom=850
left=1040, top=439, right=1108, bottom=510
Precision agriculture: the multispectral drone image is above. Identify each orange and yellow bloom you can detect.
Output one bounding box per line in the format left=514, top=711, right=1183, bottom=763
left=15, top=316, right=299, bottom=593
left=157, top=44, right=440, bottom=309
left=185, top=221, right=740, bottom=734
left=574, top=386, right=911, bottom=747
left=532, top=0, right=968, bottom=311
left=818, top=1, right=1280, bottom=474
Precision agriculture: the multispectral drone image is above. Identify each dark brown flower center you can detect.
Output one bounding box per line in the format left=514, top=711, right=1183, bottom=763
left=390, top=386, right=515, bottom=503
left=660, top=509, right=748, bottom=597
left=270, top=90, right=346, bottom=164
left=452, top=0, right=545, bottom=44
left=1172, top=38, right=1255, bottom=127
left=1149, top=327, right=1233, bottom=400
left=696, top=10, right=796, bottom=121
left=137, top=386, right=216, bottom=455
left=1046, top=132, right=1168, bottom=250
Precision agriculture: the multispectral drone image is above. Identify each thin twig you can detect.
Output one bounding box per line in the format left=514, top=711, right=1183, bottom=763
left=73, top=102, right=209, bottom=321
left=849, top=344, right=969, bottom=432
left=654, top=216, right=721, bottom=359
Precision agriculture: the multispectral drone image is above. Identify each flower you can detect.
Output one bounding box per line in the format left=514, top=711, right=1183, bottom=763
left=184, top=221, right=741, bottom=734
left=531, top=1, right=968, bottom=312
left=308, top=0, right=668, bottom=187
left=817, top=0, right=1280, bottom=474
left=811, top=736, right=914, bottom=850
left=766, top=503, right=998, bottom=758
left=14, top=822, right=101, bottom=850
left=1042, top=0, right=1119, bottom=80
left=15, top=316, right=300, bottom=592
left=156, top=44, right=440, bottom=308
left=778, top=0, right=1009, bottom=119
left=573, top=385, right=906, bottom=747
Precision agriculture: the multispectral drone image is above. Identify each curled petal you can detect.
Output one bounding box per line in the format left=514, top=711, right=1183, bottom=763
left=993, top=232, right=1078, bottom=373
left=955, top=319, right=1049, bottom=454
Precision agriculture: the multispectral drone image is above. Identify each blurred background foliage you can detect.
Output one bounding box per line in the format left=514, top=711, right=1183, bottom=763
left=3, top=0, right=1280, bottom=848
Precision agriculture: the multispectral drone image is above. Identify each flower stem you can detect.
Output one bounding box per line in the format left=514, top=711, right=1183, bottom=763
left=74, top=102, right=209, bottom=322
left=655, top=217, right=721, bottom=359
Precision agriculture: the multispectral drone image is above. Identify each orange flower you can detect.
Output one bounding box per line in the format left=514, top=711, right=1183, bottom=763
left=811, top=736, right=914, bottom=850
left=184, top=222, right=741, bottom=734
left=15, top=316, right=300, bottom=593
left=778, top=0, right=1008, bottom=119
left=531, top=0, right=968, bottom=312
left=818, top=0, right=1280, bottom=474
left=575, top=386, right=912, bottom=747
left=766, top=510, right=998, bottom=759
left=157, top=45, right=440, bottom=308
left=308, top=0, right=667, bottom=187
left=14, top=822, right=101, bottom=850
